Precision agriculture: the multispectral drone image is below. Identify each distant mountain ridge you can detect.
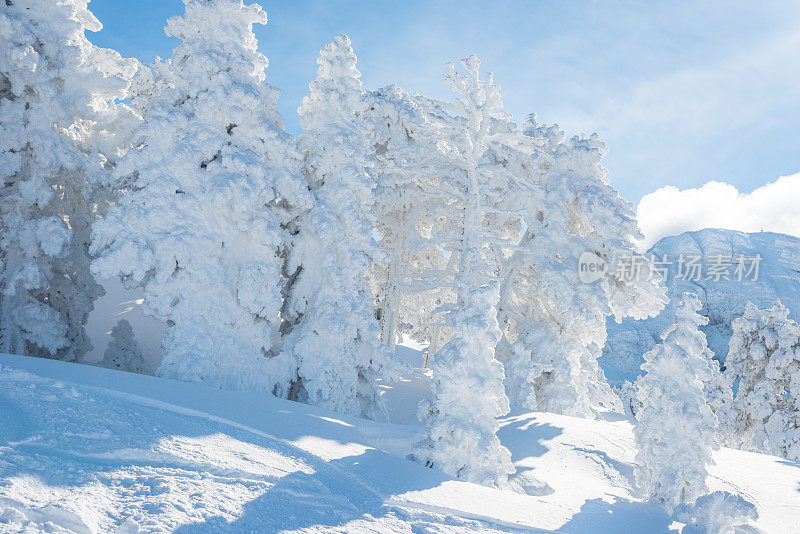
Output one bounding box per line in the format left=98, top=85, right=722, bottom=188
left=600, top=229, right=800, bottom=386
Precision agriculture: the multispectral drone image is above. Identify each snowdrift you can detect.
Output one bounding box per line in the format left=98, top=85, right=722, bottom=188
left=1, top=353, right=796, bottom=533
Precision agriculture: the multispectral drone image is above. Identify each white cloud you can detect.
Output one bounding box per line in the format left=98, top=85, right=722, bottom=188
left=636, top=172, right=800, bottom=250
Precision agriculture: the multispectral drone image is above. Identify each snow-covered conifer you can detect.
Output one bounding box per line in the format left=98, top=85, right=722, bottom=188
left=410, top=57, right=516, bottom=486
left=498, top=114, right=667, bottom=418
left=718, top=301, right=800, bottom=459
left=0, top=0, right=135, bottom=361
left=366, top=85, right=453, bottom=352
left=91, top=0, right=310, bottom=394
left=414, top=283, right=513, bottom=485
left=634, top=293, right=718, bottom=512
left=282, top=35, right=391, bottom=419
left=100, top=319, right=144, bottom=374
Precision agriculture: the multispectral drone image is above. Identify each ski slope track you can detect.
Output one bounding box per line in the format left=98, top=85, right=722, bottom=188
left=0, top=354, right=797, bottom=533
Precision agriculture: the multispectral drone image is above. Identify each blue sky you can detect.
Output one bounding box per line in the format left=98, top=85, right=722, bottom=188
left=88, top=0, right=800, bottom=203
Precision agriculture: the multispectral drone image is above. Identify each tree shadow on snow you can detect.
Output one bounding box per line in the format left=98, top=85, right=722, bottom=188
left=1, top=381, right=457, bottom=533
left=498, top=417, right=564, bottom=497
left=173, top=447, right=456, bottom=533
left=0, top=361, right=556, bottom=532
left=776, top=458, right=800, bottom=496
left=557, top=496, right=675, bottom=533
left=499, top=416, right=564, bottom=459
left=777, top=457, right=800, bottom=470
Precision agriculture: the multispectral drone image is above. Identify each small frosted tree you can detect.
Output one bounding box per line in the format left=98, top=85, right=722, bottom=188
left=634, top=293, right=718, bottom=512
left=282, top=35, right=391, bottom=419
left=674, top=491, right=758, bottom=534
left=499, top=115, right=667, bottom=418
left=91, top=0, right=310, bottom=394
left=410, top=57, right=516, bottom=486
left=718, top=301, right=800, bottom=459
left=100, top=319, right=144, bottom=374
left=0, top=0, right=134, bottom=361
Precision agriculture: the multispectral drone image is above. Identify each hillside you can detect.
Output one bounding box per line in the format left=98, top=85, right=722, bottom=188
left=1, top=352, right=795, bottom=533
left=601, top=229, right=800, bottom=386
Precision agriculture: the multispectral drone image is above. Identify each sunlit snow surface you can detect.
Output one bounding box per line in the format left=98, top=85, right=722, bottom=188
left=1, top=352, right=796, bottom=533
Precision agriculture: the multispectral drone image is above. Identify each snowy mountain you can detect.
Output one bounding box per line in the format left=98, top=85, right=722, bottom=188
left=601, top=229, right=800, bottom=386
left=1, top=352, right=795, bottom=533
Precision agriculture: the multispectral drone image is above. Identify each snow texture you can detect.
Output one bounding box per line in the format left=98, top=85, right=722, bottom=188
left=674, top=491, right=758, bottom=534
left=0, top=352, right=782, bottom=533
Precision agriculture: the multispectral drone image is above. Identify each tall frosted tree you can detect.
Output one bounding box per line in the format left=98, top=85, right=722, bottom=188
left=283, top=35, right=392, bottom=419
left=719, top=302, right=800, bottom=459
left=634, top=293, right=718, bottom=512
left=91, top=0, right=310, bottom=394
left=368, top=86, right=420, bottom=351
left=499, top=114, right=667, bottom=418
left=368, top=85, right=455, bottom=358
left=410, top=57, right=516, bottom=486
left=0, top=0, right=135, bottom=361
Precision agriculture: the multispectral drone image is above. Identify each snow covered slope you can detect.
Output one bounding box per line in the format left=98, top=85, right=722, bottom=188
left=1, top=353, right=795, bottom=533
left=601, top=229, right=800, bottom=386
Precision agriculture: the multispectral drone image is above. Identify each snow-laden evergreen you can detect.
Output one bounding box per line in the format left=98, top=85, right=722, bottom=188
left=499, top=115, right=667, bottom=418
left=0, top=0, right=135, bottom=361
left=91, top=0, right=311, bottom=395
left=634, top=293, right=718, bottom=512
left=367, top=85, right=454, bottom=354
left=718, top=301, right=800, bottom=459
left=366, top=81, right=666, bottom=424
left=412, top=283, right=514, bottom=486
left=99, top=319, right=144, bottom=373
left=282, top=34, right=392, bottom=419
left=410, top=57, right=516, bottom=486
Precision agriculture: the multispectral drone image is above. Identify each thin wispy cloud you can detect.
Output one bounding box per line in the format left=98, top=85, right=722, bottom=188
left=551, top=24, right=800, bottom=200
left=90, top=0, right=800, bottom=204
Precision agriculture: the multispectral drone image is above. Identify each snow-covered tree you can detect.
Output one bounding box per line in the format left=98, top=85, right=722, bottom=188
left=282, top=34, right=392, bottom=419
left=718, top=301, right=800, bottom=459
left=366, top=85, right=453, bottom=353
left=410, top=57, right=516, bottom=486
left=91, top=0, right=310, bottom=395
left=498, top=114, right=667, bottom=418
left=99, top=319, right=144, bottom=374
left=0, top=0, right=135, bottom=361
left=634, top=293, right=718, bottom=512
left=414, top=283, right=513, bottom=485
